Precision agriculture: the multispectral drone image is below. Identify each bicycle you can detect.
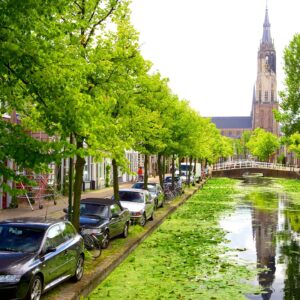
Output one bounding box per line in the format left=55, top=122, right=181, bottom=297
left=80, top=230, right=102, bottom=259
left=163, top=184, right=176, bottom=201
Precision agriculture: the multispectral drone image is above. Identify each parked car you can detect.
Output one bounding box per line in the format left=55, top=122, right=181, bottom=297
left=70, top=198, right=130, bottom=249
left=0, top=217, right=84, bottom=300
left=131, top=182, right=164, bottom=208
left=164, top=176, right=184, bottom=195
left=117, top=189, right=155, bottom=226
left=164, top=176, right=183, bottom=189
left=178, top=174, right=195, bottom=184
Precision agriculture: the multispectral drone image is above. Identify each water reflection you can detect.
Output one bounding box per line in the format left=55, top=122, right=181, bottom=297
left=220, top=177, right=300, bottom=300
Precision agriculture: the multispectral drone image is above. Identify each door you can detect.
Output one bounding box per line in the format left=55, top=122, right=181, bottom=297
left=144, top=192, right=153, bottom=219
left=109, top=204, right=123, bottom=237
left=40, top=224, right=71, bottom=286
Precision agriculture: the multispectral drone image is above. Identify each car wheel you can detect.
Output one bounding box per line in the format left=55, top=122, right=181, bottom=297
left=139, top=213, right=147, bottom=226
left=26, top=275, right=42, bottom=300
left=72, top=254, right=84, bottom=282
left=122, top=222, right=129, bottom=238
left=102, top=230, right=110, bottom=249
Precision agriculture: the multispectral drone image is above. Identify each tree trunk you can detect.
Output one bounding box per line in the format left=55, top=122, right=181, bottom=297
left=178, top=156, right=182, bottom=176
left=112, top=158, right=120, bottom=201
left=72, top=139, right=85, bottom=232
left=144, top=154, right=148, bottom=186
left=188, top=156, right=193, bottom=185
left=162, top=155, right=166, bottom=181
left=158, top=153, right=163, bottom=187
left=68, top=133, right=74, bottom=221
left=171, top=154, right=175, bottom=190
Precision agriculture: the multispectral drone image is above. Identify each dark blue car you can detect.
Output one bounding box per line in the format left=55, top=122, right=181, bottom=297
left=0, top=218, right=84, bottom=300
left=78, top=198, right=131, bottom=249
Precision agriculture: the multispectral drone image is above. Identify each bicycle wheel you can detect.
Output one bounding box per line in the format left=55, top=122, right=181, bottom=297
left=82, top=234, right=102, bottom=259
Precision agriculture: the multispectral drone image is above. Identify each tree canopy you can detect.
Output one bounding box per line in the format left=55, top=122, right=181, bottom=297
left=0, top=0, right=234, bottom=228
left=246, top=128, right=280, bottom=162
left=275, top=34, right=300, bottom=135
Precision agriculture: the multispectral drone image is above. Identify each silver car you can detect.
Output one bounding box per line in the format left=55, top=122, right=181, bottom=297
left=131, top=182, right=164, bottom=209
left=118, top=189, right=155, bottom=226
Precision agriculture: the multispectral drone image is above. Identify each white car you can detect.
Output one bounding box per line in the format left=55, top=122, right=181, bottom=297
left=118, top=189, right=155, bottom=226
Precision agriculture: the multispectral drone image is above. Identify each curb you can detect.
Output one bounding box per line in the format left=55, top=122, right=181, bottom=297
left=46, top=181, right=206, bottom=300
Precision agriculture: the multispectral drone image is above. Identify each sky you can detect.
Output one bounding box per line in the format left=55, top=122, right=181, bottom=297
left=129, top=0, right=300, bottom=117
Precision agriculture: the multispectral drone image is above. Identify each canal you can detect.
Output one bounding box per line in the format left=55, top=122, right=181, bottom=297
left=87, top=178, right=300, bottom=299
left=220, top=177, right=300, bottom=300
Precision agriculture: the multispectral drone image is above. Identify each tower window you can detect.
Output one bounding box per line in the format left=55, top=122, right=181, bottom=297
left=259, top=90, right=262, bottom=102
left=265, top=91, right=268, bottom=101
left=271, top=90, right=274, bottom=101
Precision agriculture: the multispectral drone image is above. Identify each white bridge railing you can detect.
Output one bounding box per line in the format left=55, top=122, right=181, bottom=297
left=213, top=160, right=300, bottom=173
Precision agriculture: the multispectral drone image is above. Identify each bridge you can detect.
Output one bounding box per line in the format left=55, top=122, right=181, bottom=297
left=212, top=160, right=300, bottom=179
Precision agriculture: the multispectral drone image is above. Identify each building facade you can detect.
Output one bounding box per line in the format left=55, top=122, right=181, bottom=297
left=211, top=7, right=279, bottom=138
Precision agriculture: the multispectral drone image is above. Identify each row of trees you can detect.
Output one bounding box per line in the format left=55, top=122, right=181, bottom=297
left=233, top=128, right=280, bottom=162
left=0, top=0, right=233, bottom=230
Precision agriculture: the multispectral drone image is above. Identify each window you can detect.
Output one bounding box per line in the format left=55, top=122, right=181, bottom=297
left=62, top=222, right=77, bottom=240
left=111, top=204, right=122, bottom=215
left=271, top=90, right=274, bottom=102
left=80, top=203, right=108, bottom=218
left=119, top=191, right=144, bottom=203
left=259, top=90, right=262, bottom=102
left=0, top=225, right=44, bottom=253
left=45, top=224, right=65, bottom=248
left=265, top=91, right=268, bottom=101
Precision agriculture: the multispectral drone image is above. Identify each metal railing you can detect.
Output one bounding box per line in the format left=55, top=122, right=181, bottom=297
left=213, top=160, right=300, bottom=173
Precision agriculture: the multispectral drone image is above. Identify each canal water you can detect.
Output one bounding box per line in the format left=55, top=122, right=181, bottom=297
left=220, top=177, right=300, bottom=300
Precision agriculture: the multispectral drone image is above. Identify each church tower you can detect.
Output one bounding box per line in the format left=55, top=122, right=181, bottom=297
left=252, top=7, right=279, bottom=136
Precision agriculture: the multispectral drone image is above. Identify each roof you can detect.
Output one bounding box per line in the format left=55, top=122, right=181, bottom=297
left=81, top=198, right=115, bottom=205
left=119, top=188, right=148, bottom=194
left=0, top=217, right=62, bottom=229
left=211, top=116, right=252, bottom=129
left=262, top=8, right=272, bottom=44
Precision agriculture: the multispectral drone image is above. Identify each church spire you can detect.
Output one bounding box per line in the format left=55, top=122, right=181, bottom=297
left=262, top=7, right=272, bottom=44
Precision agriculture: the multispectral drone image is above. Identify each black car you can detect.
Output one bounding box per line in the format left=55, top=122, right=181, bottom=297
left=0, top=218, right=84, bottom=300
left=78, top=198, right=131, bottom=249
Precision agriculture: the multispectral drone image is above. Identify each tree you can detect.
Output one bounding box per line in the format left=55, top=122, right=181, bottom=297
left=246, top=128, right=280, bottom=162
left=0, top=0, right=128, bottom=230
left=286, top=133, right=300, bottom=158
left=0, top=119, right=64, bottom=194
left=275, top=34, right=300, bottom=135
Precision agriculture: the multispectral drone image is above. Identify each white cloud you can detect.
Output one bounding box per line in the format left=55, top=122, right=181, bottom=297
left=130, top=0, right=300, bottom=117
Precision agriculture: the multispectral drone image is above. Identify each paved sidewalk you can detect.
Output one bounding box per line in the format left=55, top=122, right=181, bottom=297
left=0, top=182, right=134, bottom=221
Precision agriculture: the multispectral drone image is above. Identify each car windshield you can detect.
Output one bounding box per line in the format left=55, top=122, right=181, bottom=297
left=180, top=165, right=193, bottom=171
left=147, top=186, right=156, bottom=193
left=132, top=183, right=156, bottom=193
left=132, top=183, right=144, bottom=189
left=0, top=225, right=45, bottom=253
left=80, top=203, right=109, bottom=219
left=165, top=177, right=180, bottom=183
left=119, top=191, right=144, bottom=203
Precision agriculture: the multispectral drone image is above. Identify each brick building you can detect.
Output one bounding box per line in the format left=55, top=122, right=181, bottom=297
left=211, top=7, right=279, bottom=138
